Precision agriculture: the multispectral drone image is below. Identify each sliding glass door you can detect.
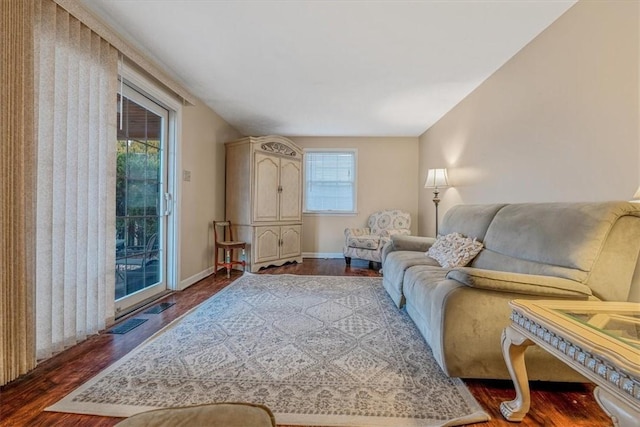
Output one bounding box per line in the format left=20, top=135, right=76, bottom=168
left=115, top=84, right=170, bottom=314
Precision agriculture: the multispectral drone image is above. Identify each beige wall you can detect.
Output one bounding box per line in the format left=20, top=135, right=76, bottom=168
left=418, top=0, right=639, bottom=237
left=290, top=137, right=419, bottom=256
left=179, top=101, right=242, bottom=286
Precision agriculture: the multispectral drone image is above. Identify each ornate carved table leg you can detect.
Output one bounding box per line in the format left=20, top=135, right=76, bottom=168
left=593, top=386, right=640, bottom=427
left=500, top=325, right=535, bottom=422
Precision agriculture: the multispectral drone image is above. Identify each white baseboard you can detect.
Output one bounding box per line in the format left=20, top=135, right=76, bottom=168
left=302, top=252, right=343, bottom=259
left=179, top=255, right=345, bottom=289
left=179, top=266, right=214, bottom=291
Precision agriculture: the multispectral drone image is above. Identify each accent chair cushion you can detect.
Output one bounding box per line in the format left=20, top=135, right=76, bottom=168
left=426, top=232, right=483, bottom=268
left=347, top=235, right=381, bottom=250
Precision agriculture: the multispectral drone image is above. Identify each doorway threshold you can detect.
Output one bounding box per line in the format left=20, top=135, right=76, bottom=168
left=115, top=290, right=173, bottom=320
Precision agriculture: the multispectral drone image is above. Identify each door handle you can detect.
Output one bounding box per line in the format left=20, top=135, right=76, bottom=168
left=163, top=192, right=173, bottom=216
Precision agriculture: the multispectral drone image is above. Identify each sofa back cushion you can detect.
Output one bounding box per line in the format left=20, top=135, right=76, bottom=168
left=472, top=202, right=640, bottom=300
left=439, top=204, right=506, bottom=241
left=587, top=215, right=640, bottom=301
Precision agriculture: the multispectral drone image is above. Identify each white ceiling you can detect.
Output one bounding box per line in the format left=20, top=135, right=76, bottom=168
left=80, top=0, right=576, bottom=137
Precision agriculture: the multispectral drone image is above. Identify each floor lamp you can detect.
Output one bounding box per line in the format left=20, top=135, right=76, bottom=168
left=424, top=168, right=449, bottom=236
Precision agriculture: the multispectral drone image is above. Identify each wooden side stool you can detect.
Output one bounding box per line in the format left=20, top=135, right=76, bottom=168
left=213, top=220, right=246, bottom=278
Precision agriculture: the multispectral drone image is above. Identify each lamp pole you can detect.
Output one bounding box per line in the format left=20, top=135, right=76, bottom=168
left=432, top=187, right=441, bottom=236
left=424, top=168, right=449, bottom=237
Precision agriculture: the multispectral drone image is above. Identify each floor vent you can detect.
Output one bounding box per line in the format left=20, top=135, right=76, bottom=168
left=144, top=302, right=176, bottom=314
left=107, top=318, right=148, bottom=334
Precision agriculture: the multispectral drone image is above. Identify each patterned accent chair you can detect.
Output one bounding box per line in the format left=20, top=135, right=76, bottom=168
left=343, top=209, right=411, bottom=268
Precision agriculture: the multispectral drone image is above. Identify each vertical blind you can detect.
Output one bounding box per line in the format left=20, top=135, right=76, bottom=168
left=34, top=0, right=118, bottom=359
left=2, top=0, right=191, bottom=385
left=1, top=0, right=36, bottom=386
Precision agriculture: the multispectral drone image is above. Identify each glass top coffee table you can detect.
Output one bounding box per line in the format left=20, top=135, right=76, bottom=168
left=500, top=300, right=640, bottom=426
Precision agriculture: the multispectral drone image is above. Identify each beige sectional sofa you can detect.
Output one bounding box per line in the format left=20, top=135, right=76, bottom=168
left=381, top=202, right=640, bottom=381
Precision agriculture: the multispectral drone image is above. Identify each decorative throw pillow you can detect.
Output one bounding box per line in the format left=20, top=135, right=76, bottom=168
left=426, top=232, right=484, bottom=268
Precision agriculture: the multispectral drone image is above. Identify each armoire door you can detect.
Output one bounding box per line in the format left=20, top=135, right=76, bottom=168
left=279, top=157, right=302, bottom=221
left=280, top=225, right=302, bottom=259
left=253, top=152, right=279, bottom=222
left=254, top=226, right=280, bottom=263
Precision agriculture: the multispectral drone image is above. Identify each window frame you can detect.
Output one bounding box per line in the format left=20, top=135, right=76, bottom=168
left=303, top=148, right=358, bottom=215
left=119, top=63, right=182, bottom=295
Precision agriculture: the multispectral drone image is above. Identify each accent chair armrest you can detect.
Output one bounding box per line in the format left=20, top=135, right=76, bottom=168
left=389, top=235, right=436, bottom=253
left=381, top=229, right=411, bottom=238
left=447, top=267, right=593, bottom=299
left=344, top=227, right=371, bottom=238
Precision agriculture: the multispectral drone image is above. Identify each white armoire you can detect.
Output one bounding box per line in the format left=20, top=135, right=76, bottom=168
left=225, top=135, right=303, bottom=272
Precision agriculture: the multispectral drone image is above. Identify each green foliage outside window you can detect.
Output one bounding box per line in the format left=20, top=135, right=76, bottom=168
left=116, top=139, right=160, bottom=251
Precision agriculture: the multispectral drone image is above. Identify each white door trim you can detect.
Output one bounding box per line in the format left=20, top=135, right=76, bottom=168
left=119, top=63, right=183, bottom=295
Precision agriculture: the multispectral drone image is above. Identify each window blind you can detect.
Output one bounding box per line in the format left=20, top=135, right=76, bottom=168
left=34, top=0, right=117, bottom=359
left=0, top=0, right=36, bottom=386
left=305, top=151, right=356, bottom=212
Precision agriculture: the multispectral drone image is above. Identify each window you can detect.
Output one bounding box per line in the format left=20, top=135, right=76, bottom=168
left=304, top=149, right=357, bottom=213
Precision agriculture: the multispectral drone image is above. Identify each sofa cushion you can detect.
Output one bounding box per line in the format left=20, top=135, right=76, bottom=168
left=447, top=267, right=593, bottom=299
left=439, top=204, right=506, bottom=241
left=472, top=202, right=640, bottom=285
left=585, top=215, right=640, bottom=301
left=401, top=265, right=454, bottom=347
left=382, top=250, right=440, bottom=307
left=427, top=233, right=483, bottom=268
left=390, top=235, right=437, bottom=252
left=403, top=273, right=587, bottom=381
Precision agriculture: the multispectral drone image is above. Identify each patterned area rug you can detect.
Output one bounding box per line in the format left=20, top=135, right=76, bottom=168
left=47, top=274, right=490, bottom=426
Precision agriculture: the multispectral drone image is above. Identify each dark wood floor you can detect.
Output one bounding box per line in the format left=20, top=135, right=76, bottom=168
left=0, top=259, right=611, bottom=426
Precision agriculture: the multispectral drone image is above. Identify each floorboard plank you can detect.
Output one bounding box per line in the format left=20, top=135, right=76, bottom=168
left=0, top=259, right=611, bottom=426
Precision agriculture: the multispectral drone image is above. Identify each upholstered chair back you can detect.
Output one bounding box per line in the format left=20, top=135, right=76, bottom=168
left=367, top=209, right=411, bottom=237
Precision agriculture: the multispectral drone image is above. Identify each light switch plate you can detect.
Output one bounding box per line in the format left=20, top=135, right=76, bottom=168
left=183, top=170, right=191, bottom=182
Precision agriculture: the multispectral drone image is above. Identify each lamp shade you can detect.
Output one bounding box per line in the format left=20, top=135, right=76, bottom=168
left=634, top=186, right=640, bottom=200
left=424, top=168, right=449, bottom=189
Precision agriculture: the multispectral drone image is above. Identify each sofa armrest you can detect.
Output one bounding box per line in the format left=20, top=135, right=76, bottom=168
left=389, top=235, right=436, bottom=253
left=447, top=267, right=593, bottom=299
